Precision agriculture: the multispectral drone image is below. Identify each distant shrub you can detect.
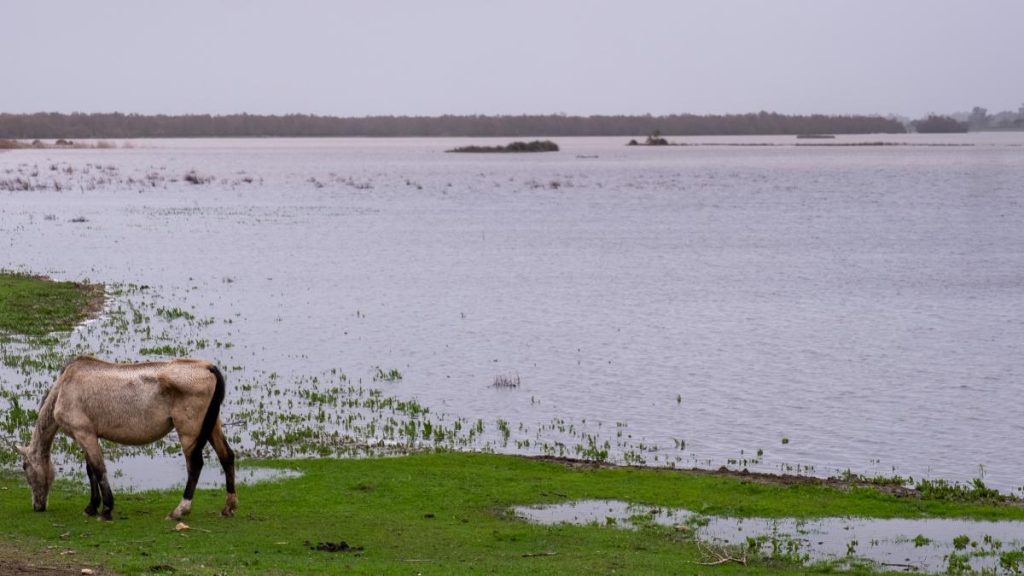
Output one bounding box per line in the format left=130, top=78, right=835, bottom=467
left=645, top=130, right=669, bottom=145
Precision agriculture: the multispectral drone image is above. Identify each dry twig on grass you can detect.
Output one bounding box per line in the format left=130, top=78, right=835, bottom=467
left=694, top=541, right=748, bottom=566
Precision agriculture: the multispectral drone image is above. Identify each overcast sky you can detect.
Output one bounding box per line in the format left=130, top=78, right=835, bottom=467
left=4, top=1, right=1022, bottom=118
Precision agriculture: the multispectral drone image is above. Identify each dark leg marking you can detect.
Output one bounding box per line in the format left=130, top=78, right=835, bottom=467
left=84, top=462, right=100, bottom=516
left=97, top=466, right=114, bottom=521
left=182, top=442, right=206, bottom=501
left=219, top=445, right=236, bottom=496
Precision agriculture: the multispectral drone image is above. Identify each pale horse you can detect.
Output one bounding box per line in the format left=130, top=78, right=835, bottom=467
left=18, top=356, right=237, bottom=520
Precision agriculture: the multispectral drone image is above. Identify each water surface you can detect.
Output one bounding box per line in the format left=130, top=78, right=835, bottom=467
left=2, top=134, right=1022, bottom=491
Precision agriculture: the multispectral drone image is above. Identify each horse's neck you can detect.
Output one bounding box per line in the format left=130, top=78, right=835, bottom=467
left=29, top=385, right=59, bottom=458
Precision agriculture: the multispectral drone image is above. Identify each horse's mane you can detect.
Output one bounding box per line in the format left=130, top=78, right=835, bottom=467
left=31, top=384, right=60, bottom=456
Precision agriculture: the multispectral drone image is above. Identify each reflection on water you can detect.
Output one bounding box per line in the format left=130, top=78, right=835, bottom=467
left=514, top=499, right=1024, bottom=573
left=101, top=455, right=300, bottom=491
left=2, top=135, right=1024, bottom=491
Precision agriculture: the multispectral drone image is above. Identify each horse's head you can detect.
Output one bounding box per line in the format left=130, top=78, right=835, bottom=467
left=17, top=445, right=54, bottom=511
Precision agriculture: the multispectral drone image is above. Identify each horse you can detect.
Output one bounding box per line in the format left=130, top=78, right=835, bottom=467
left=17, top=356, right=237, bottom=521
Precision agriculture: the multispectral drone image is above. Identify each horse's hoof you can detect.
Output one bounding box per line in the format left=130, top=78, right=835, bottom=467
left=166, top=509, right=189, bottom=521
left=221, top=494, right=237, bottom=517
left=99, top=511, right=113, bottom=522
left=84, top=506, right=98, bottom=517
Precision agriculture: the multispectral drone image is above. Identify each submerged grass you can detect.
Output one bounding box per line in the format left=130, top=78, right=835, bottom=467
left=2, top=452, right=1023, bottom=575
left=0, top=272, right=104, bottom=337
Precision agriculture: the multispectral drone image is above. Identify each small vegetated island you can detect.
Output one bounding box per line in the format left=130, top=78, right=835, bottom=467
left=627, top=131, right=671, bottom=146
left=445, top=140, right=559, bottom=153
left=0, top=271, right=104, bottom=336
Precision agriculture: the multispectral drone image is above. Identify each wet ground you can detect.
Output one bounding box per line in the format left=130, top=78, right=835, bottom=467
left=514, top=499, right=1024, bottom=573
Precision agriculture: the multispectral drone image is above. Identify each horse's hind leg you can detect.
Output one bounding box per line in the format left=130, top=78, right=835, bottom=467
left=209, top=420, right=237, bottom=517
left=168, top=431, right=204, bottom=520
left=83, top=462, right=101, bottom=516
left=72, top=432, right=114, bottom=521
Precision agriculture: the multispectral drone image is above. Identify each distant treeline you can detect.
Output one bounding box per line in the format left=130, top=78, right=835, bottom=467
left=0, top=112, right=907, bottom=139
left=911, top=115, right=969, bottom=134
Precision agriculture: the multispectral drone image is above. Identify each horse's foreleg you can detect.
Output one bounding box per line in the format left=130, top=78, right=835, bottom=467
left=83, top=462, right=101, bottom=516
left=73, top=433, right=113, bottom=521
left=210, top=420, right=237, bottom=517
left=169, top=436, right=205, bottom=520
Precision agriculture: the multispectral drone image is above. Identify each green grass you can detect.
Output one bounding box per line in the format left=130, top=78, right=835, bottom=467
left=2, top=452, right=1023, bottom=575
left=0, top=271, right=104, bottom=336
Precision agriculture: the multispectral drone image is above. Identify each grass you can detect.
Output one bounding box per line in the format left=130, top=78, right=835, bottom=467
left=0, top=272, right=104, bottom=337
left=2, top=452, right=1023, bottom=575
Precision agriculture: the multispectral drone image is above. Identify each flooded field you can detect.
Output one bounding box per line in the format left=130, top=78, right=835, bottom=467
left=2, top=134, right=1023, bottom=493
left=515, top=499, right=1024, bottom=573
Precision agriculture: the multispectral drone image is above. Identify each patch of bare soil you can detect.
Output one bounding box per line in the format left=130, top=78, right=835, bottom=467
left=0, top=542, right=113, bottom=576
left=80, top=281, right=107, bottom=324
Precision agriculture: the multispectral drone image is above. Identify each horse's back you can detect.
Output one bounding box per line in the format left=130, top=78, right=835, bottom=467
left=54, top=356, right=220, bottom=445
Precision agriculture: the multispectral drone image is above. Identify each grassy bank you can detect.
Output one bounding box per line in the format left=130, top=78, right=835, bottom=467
left=0, top=272, right=104, bottom=337
left=2, top=452, right=1023, bottom=575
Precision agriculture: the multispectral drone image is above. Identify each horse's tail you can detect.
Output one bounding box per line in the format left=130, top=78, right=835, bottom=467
left=195, top=364, right=226, bottom=455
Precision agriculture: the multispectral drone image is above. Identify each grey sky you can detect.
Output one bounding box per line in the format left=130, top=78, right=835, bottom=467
left=4, top=1, right=1022, bottom=118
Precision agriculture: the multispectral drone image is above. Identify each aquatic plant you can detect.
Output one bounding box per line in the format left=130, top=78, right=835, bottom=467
left=916, top=478, right=1004, bottom=503
left=373, top=366, right=403, bottom=382
left=183, top=170, right=214, bottom=185
left=491, top=372, right=520, bottom=388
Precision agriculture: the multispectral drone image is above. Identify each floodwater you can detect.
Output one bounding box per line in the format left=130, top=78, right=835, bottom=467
left=1, top=134, right=1023, bottom=492
left=514, top=499, right=1024, bottom=573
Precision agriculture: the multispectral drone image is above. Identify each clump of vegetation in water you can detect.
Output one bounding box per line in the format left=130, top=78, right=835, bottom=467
left=446, top=140, right=559, bottom=153
left=915, top=478, right=1006, bottom=503
left=183, top=170, right=214, bottom=184
left=373, top=366, right=403, bottom=382
left=627, top=130, right=670, bottom=146
left=491, top=372, right=520, bottom=388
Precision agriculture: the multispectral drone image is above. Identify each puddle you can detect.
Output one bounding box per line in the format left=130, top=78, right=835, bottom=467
left=514, top=500, right=1024, bottom=573
left=101, top=455, right=301, bottom=491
